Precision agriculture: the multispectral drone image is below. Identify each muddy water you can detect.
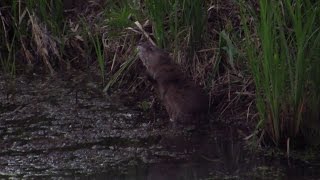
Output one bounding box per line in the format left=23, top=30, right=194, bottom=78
left=0, top=73, right=319, bottom=179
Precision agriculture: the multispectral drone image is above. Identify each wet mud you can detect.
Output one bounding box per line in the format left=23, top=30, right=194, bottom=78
left=0, top=73, right=319, bottom=179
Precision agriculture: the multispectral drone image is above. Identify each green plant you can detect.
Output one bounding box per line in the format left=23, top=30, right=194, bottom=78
left=240, top=0, right=320, bottom=146
left=180, top=0, right=205, bottom=50
left=103, top=52, right=138, bottom=92
left=81, top=15, right=106, bottom=86
left=219, top=30, right=238, bottom=72
left=144, top=0, right=205, bottom=50
left=1, top=2, right=17, bottom=77
left=91, top=34, right=106, bottom=86
left=0, top=33, right=16, bottom=78
left=144, top=0, right=169, bottom=48
left=105, top=1, right=139, bottom=32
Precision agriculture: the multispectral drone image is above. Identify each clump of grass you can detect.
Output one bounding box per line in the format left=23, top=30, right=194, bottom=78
left=93, top=34, right=106, bottom=86
left=240, top=0, right=320, bottom=146
left=1, top=1, right=24, bottom=75
left=0, top=33, right=16, bottom=78
left=219, top=30, right=238, bottom=73
left=89, top=32, right=106, bottom=86
left=104, top=0, right=141, bottom=36
left=180, top=0, right=205, bottom=50
left=144, top=0, right=170, bottom=48
left=0, top=6, right=15, bottom=77
left=103, top=54, right=138, bottom=92
left=144, top=0, right=205, bottom=51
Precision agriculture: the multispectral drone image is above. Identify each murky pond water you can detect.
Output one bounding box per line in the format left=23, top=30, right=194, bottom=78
left=0, top=73, right=319, bottom=179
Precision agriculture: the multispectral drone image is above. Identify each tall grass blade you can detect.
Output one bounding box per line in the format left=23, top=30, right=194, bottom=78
left=103, top=54, right=138, bottom=92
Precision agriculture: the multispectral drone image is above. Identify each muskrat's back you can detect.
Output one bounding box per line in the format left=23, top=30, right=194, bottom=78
left=161, top=82, right=208, bottom=127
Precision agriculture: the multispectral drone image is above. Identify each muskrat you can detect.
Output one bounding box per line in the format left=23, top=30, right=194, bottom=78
left=137, top=41, right=209, bottom=129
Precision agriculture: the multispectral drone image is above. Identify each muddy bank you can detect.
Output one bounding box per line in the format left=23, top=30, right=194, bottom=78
left=0, top=73, right=319, bottom=179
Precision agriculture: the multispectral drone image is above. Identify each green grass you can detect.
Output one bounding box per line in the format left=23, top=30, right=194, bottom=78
left=82, top=15, right=106, bottom=86
left=144, top=0, right=171, bottom=48
left=104, top=0, right=140, bottom=36
left=144, top=0, right=204, bottom=52
left=0, top=33, right=16, bottom=78
left=103, top=53, right=138, bottom=92
left=219, top=30, right=238, bottom=73
left=240, top=0, right=320, bottom=146
left=91, top=34, right=106, bottom=86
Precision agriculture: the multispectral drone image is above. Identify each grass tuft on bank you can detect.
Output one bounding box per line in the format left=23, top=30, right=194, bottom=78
left=240, top=0, right=320, bottom=146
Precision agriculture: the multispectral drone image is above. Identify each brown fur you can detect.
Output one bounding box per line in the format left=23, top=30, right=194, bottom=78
left=137, top=42, right=209, bottom=128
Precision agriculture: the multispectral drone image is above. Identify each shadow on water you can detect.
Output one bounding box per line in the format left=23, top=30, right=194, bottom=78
left=0, top=74, right=319, bottom=179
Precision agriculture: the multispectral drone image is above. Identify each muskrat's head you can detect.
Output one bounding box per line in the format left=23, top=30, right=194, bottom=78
left=137, top=41, right=171, bottom=69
